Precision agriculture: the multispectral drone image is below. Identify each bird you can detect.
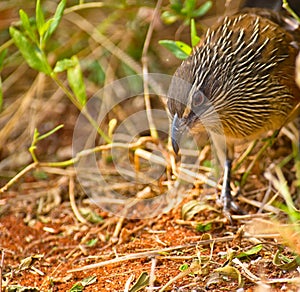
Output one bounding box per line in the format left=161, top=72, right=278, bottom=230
left=167, top=0, right=300, bottom=216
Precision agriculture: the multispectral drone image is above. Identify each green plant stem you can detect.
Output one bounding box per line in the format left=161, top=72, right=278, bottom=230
left=51, top=72, right=82, bottom=109
left=29, top=146, right=38, bottom=163
left=241, top=131, right=278, bottom=187
left=0, top=39, right=14, bottom=54
left=233, top=140, right=258, bottom=172
left=274, top=165, right=300, bottom=223
left=0, top=137, right=157, bottom=193
left=0, top=162, right=39, bottom=193
left=283, top=0, right=300, bottom=23
left=277, top=153, right=294, bottom=168
left=29, top=128, right=40, bottom=162
left=51, top=73, right=111, bottom=143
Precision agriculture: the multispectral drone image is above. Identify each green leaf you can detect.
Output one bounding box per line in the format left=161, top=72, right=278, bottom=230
left=36, top=0, right=45, bottom=37
left=69, top=283, right=83, bottom=292
left=0, top=49, right=7, bottom=71
left=0, top=76, right=3, bottom=111
left=67, top=56, right=87, bottom=106
left=190, top=19, right=200, bottom=47
left=191, top=1, right=212, bottom=18
left=202, top=159, right=212, bottom=168
left=181, top=200, right=216, bottom=220
left=236, top=244, right=263, bottom=259
left=159, top=40, right=191, bottom=60
left=33, top=170, right=48, bottom=180
left=19, top=9, right=37, bottom=43
left=54, top=58, right=77, bottom=73
left=196, top=222, right=212, bottom=232
left=79, top=207, right=104, bottom=224
left=170, top=0, right=183, bottom=14
left=175, top=41, right=192, bottom=55
left=129, top=272, right=149, bottom=292
left=86, top=238, right=98, bottom=247
left=67, top=277, right=97, bottom=292
left=81, top=276, right=97, bottom=287
left=87, top=61, right=105, bottom=85
left=161, top=11, right=178, bottom=24
left=181, top=0, right=196, bottom=16
left=44, top=0, right=66, bottom=42
left=214, top=266, right=243, bottom=287
left=273, top=249, right=300, bottom=271
left=39, top=20, right=53, bottom=44
left=179, top=263, right=189, bottom=271
left=9, top=27, right=51, bottom=75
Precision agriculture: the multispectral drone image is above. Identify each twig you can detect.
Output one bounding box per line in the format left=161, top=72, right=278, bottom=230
left=233, top=257, right=300, bottom=285
left=148, top=257, right=157, bottom=291
left=0, top=250, right=4, bottom=292
left=178, top=166, right=218, bottom=188
left=111, top=216, right=125, bottom=243
left=0, top=162, right=38, bottom=193
left=135, top=148, right=167, bottom=167
left=64, top=2, right=106, bottom=14
left=124, top=274, right=134, bottom=292
left=233, top=140, right=258, bottom=172
left=141, top=0, right=163, bottom=139
left=69, top=176, right=88, bottom=224
left=159, top=263, right=199, bottom=292
left=63, top=12, right=142, bottom=75
left=241, top=131, right=278, bottom=187
left=232, top=257, right=261, bottom=284
left=257, top=181, right=273, bottom=214
left=0, top=137, right=159, bottom=193
left=238, top=195, right=281, bottom=214
left=67, top=235, right=236, bottom=273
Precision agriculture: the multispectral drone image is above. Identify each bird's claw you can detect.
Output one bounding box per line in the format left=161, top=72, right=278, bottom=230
left=219, top=188, right=246, bottom=223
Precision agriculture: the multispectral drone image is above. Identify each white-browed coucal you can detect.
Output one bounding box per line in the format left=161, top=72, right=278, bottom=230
left=168, top=0, right=300, bottom=215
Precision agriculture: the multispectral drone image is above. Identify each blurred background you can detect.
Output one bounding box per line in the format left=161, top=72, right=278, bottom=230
left=0, top=0, right=298, bottom=188
left=0, top=0, right=245, bottom=183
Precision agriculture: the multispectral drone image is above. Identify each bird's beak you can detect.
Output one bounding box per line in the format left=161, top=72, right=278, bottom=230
left=171, top=113, right=185, bottom=155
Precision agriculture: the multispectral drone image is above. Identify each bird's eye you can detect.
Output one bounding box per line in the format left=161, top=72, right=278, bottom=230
left=192, top=90, right=206, bottom=107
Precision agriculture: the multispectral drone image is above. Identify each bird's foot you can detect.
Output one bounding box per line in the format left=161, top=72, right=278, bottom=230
left=218, top=187, right=246, bottom=223
left=218, top=159, right=246, bottom=222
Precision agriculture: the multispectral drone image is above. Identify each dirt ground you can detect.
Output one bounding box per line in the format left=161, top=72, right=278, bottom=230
left=1, top=146, right=300, bottom=292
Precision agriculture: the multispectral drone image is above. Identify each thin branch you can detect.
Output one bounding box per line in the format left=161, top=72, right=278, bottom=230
left=141, top=0, right=163, bottom=139
left=148, top=257, right=157, bottom=291
left=0, top=250, right=4, bottom=292
left=69, top=176, right=88, bottom=224
left=67, top=235, right=235, bottom=273
left=0, top=137, right=159, bottom=193
left=63, top=12, right=142, bottom=75
left=0, top=162, right=38, bottom=193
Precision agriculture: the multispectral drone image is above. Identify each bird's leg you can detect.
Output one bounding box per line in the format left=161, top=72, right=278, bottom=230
left=220, top=159, right=233, bottom=211
left=219, top=144, right=245, bottom=216
left=220, top=159, right=242, bottom=212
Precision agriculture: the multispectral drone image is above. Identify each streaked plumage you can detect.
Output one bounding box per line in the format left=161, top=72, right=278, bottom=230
left=168, top=7, right=300, bottom=216
left=168, top=10, right=300, bottom=140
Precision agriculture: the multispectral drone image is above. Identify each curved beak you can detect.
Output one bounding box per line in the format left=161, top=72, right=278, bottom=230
left=171, top=113, right=185, bottom=155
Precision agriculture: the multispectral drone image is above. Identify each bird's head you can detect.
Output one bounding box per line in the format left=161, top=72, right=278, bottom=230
left=167, top=54, right=222, bottom=154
